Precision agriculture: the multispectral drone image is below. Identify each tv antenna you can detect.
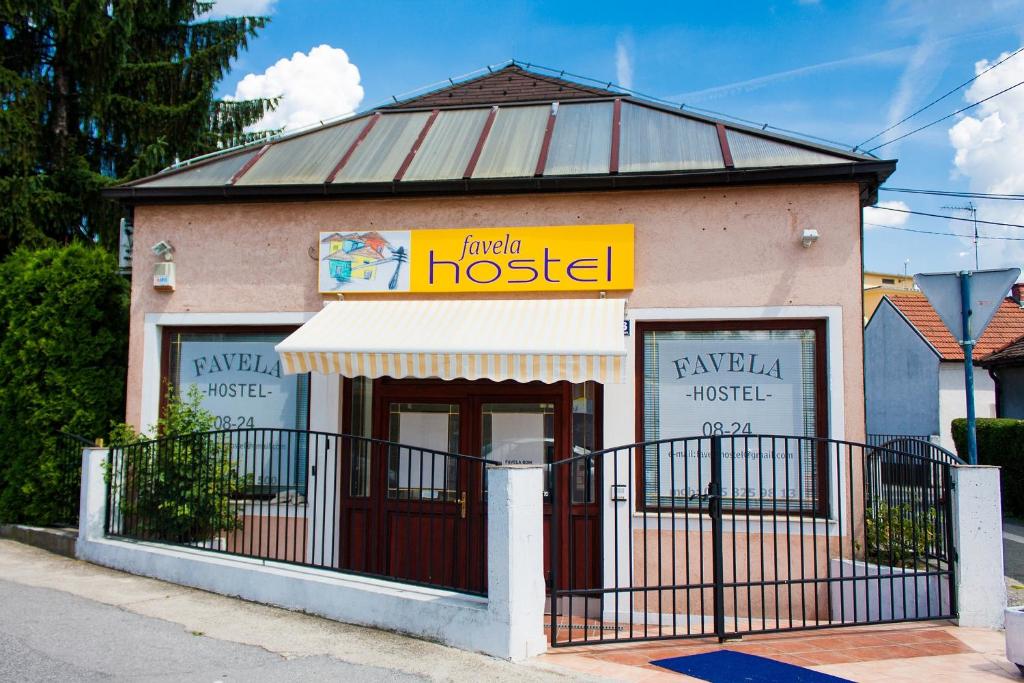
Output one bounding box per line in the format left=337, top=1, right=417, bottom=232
left=943, top=202, right=978, bottom=269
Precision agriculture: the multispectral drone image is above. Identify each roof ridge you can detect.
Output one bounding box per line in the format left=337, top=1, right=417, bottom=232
left=382, top=63, right=618, bottom=110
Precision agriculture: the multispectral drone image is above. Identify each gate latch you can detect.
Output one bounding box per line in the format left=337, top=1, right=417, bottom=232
left=689, top=483, right=719, bottom=502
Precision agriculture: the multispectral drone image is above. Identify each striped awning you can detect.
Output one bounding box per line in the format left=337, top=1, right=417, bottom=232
left=275, top=298, right=627, bottom=383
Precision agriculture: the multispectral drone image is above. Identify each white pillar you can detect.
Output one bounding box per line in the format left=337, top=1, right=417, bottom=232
left=486, top=465, right=546, bottom=660
left=78, top=447, right=110, bottom=546
left=952, top=464, right=1007, bottom=628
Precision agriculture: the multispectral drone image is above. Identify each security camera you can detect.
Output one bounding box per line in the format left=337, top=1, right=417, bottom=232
left=801, top=229, right=820, bottom=248
left=151, top=240, right=174, bottom=260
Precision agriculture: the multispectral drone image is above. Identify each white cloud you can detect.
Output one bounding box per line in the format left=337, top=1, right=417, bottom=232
left=882, top=37, right=944, bottom=149
left=948, top=45, right=1024, bottom=269
left=615, top=35, right=633, bottom=90
left=229, top=45, right=364, bottom=131
left=864, top=200, right=911, bottom=228
left=202, top=0, right=276, bottom=18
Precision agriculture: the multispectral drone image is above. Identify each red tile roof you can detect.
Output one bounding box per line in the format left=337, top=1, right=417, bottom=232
left=887, top=293, right=1024, bottom=361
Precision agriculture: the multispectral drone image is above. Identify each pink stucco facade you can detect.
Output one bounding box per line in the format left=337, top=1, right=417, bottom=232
left=126, top=181, right=864, bottom=437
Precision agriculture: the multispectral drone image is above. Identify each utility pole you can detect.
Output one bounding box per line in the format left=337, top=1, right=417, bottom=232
left=943, top=202, right=978, bottom=269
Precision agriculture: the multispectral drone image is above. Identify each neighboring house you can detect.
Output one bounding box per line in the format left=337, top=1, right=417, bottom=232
left=863, top=270, right=915, bottom=324
left=865, top=288, right=1024, bottom=450
left=980, top=331, right=1024, bottom=419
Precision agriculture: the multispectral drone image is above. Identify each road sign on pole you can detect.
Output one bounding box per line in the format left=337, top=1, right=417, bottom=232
left=914, top=268, right=1020, bottom=464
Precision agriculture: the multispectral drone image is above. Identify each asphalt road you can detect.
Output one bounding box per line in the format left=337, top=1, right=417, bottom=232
left=0, top=579, right=423, bottom=682
left=1005, top=519, right=1024, bottom=585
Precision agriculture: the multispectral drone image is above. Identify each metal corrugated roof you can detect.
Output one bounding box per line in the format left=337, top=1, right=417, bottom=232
left=110, top=64, right=892, bottom=200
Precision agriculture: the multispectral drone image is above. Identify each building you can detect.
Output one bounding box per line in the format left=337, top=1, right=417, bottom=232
left=981, top=330, right=1024, bottom=419
left=99, top=63, right=919, bottom=651
left=863, top=270, right=915, bottom=323
left=864, top=289, right=1024, bottom=450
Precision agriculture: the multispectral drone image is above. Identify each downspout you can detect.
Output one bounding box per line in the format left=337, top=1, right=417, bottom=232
left=988, top=366, right=1001, bottom=417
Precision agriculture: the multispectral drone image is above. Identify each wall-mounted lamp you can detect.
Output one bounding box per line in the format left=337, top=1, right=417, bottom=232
left=801, top=229, right=820, bottom=248
left=151, top=240, right=175, bottom=291
left=151, top=240, right=174, bottom=260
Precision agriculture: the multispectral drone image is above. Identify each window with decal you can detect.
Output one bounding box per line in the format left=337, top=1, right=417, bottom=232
left=638, top=321, right=826, bottom=514
left=165, top=329, right=310, bottom=494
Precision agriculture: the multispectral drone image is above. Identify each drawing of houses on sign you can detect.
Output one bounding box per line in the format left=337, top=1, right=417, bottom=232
left=319, top=230, right=411, bottom=292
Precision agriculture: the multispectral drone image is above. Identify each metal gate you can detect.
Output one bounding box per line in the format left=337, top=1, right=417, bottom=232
left=547, top=434, right=958, bottom=646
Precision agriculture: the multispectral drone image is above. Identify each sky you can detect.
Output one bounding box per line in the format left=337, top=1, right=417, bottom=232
left=209, top=0, right=1024, bottom=278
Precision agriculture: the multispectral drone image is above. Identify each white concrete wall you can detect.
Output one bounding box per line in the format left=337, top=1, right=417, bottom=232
left=938, top=363, right=997, bottom=452
left=78, top=449, right=547, bottom=660
left=951, top=464, right=1006, bottom=629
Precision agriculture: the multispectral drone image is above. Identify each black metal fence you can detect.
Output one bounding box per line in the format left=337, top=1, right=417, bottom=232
left=864, top=437, right=962, bottom=562
left=867, top=433, right=933, bottom=449
left=53, top=432, right=93, bottom=525
left=548, top=434, right=956, bottom=646
left=105, top=428, right=496, bottom=596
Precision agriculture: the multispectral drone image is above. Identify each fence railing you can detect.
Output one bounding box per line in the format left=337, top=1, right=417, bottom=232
left=105, top=428, right=497, bottom=596
left=53, top=431, right=93, bottom=525
left=867, top=436, right=964, bottom=465
left=548, top=434, right=956, bottom=646
left=864, top=437, right=962, bottom=561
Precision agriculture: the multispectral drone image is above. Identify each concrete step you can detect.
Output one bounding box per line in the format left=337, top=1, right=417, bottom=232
left=0, top=524, right=77, bottom=558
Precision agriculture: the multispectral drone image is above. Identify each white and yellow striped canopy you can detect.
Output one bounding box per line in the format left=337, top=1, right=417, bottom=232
left=276, top=298, right=627, bottom=384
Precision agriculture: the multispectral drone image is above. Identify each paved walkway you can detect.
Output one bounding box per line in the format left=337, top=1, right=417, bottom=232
left=538, top=622, right=1018, bottom=681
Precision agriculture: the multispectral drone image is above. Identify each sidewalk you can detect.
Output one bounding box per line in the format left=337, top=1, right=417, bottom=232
left=538, top=621, right=1018, bottom=682
left=4, top=537, right=1016, bottom=681
left=0, top=539, right=593, bottom=682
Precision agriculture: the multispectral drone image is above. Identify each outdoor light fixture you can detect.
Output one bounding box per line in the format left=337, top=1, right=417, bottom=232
left=151, top=240, right=174, bottom=260
left=151, top=240, right=176, bottom=291
left=801, top=229, right=820, bottom=248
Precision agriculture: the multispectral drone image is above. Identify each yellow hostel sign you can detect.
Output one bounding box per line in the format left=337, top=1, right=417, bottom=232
left=318, top=224, right=634, bottom=294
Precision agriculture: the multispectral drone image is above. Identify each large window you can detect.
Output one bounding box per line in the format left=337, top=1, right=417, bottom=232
left=164, top=328, right=310, bottom=494
left=638, top=321, right=827, bottom=513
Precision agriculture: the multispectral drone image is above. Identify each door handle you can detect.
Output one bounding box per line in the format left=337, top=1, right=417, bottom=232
left=458, top=491, right=466, bottom=519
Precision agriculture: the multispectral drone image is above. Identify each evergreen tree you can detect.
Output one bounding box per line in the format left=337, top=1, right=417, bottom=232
left=0, top=1, right=276, bottom=255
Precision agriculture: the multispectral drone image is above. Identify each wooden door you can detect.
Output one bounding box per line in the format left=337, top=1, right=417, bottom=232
left=347, top=378, right=600, bottom=596
left=372, top=389, right=486, bottom=592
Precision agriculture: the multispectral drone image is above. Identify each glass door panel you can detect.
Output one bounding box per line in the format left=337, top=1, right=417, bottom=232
left=387, top=402, right=460, bottom=501
left=481, top=402, right=555, bottom=496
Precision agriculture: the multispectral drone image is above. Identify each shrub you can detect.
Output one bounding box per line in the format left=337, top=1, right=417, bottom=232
left=0, top=244, right=128, bottom=524
left=110, top=386, right=249, bottom=544
left=864, top=502, right=938, bottom=568
left=953, top=417, right=1024, bottom=517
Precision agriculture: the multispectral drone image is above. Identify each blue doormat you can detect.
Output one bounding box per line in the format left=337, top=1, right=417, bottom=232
left=651, top=649, right=853, bottom=682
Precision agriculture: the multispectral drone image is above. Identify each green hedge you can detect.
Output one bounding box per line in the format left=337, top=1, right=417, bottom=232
left=952, top=417, right=1024, bottom=517
left=0, top=244, right=128, bottom=524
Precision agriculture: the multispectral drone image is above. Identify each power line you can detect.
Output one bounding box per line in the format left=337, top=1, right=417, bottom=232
left=866, top=223, right=1024, bottom=241
left=869, top=205, right=1024, bottom=229
left=880, top=186, right=1024, bottom=201
left=866, top=76, right=1024, bottom=152
left=856, top=46, right=1024, bottom=150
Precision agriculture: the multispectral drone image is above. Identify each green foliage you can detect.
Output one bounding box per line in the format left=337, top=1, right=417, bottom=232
left=864, top=502, right=937, bottom=568
left=0, top=244, right=128, bottom=524
left=0, top=2, right=277, bottom=255
left=111, top=386, right=248, bottom=544
left=953, top=417, right=1024, bottom=517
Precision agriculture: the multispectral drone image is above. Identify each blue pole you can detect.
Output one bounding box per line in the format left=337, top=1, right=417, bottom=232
left=960, top=271, right=978, bottom=465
